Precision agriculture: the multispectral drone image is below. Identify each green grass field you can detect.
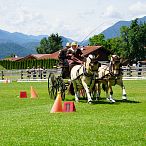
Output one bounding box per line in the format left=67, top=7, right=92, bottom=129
left=0, top=80, right=146, bottom=146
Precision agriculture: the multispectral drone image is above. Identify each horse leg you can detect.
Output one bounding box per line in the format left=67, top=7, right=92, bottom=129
left=81, top=80, right=92, bottom=103
left=108, top=85, right=115, bottom=103
left=72, top=81, right=79, bottom=102
left=117, top=79, right=127, bottom=100
left=106, top=82, right=115, bottom=103
left=122, top=85, right=127, bottom=100
left=95, top=82, right=101, bottom=101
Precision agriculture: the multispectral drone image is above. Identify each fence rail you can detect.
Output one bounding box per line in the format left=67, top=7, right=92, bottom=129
left=1, top=66, right=146, bottom=81
left=122, top=66, right=146, bottom=77
left=0, top=68, right=61, bottom=81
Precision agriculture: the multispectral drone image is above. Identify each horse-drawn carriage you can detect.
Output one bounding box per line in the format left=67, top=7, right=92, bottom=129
left=48, top=54, right=100, bottom=102
left=48, top=54, right=128, bottom=103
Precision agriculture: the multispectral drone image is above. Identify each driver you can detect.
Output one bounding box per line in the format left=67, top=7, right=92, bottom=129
left=66, top=42, right=84, bottom=70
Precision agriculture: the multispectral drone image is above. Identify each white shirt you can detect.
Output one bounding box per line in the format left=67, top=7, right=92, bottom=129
left=68, top=47, right=74, bottom=52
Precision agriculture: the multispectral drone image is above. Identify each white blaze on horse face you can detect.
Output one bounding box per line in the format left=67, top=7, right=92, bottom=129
left=111, top=55, right=119, bottom=62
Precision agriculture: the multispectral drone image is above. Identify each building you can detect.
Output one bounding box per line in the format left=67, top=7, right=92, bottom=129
left=5, top=46, right=111, bottom=62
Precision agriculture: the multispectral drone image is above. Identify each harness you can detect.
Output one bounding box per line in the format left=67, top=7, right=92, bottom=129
left=76, top=64, right=93, bottom=78
left=75, top=63, right=97, bottom=89
left=98, top=62, right=122, bottom=86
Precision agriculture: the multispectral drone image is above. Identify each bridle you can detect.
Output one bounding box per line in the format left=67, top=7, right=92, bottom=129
left=109, top=58, right=121, bottom=77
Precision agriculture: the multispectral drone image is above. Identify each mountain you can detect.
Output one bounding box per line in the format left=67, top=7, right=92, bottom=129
left=0, top=30, right=71, bottom=59
left=101, top=16, right=146, bottom=39
left=0, top=42, right=35, bottom=58
left=61, top=36, right=74, bottom=47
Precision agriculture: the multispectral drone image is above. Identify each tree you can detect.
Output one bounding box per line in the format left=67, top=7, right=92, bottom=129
left=106, top=19, right=146, bottom=62
left=36, top=33, right=63, bottom=54
left=106, top=37, right=123, bottom=56
left=89, top=34, right=107, bottom=47
left=120, top=19, right=146, bottom=61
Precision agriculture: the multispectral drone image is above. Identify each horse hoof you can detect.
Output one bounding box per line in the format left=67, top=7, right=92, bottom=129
left=122, top=96, right=127, bottom=100
left=88, top=100, right=92, bottom=104
left=122, top=98, right=127, bottom=101
left=107, top=98, right=115, bottom=103
left=111, top=100, right=115, bottom=103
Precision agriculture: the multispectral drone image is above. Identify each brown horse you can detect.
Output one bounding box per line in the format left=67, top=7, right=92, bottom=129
left=95, top=55, right=127, bottom=103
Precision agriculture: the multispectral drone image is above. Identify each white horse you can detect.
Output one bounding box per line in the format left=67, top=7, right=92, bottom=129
left=96, top=55, right=127, bottom=103
left=70, top=55, right=101, bottom=103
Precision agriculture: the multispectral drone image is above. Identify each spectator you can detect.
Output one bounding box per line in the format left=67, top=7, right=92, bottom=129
left=42, top=67, right=47, bottom=79
left=26, top=67, right=31, bottom=79
left=31, top=66, right=36, bottom=79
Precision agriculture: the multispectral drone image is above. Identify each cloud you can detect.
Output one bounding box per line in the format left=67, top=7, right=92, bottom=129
left=0, top=4, right=50, bottom=34
left=1, top=0, right=146, bottom=41
left=78, top=9, right=96, bottom=19
left=103, top=5, right=122, bottom=19
left=129, top=1, right=146, bottom=17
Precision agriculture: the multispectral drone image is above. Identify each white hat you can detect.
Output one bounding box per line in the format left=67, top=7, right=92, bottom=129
left=71, top=42, right=78, bottom=46
left=66, top=42, right=71, bottom=47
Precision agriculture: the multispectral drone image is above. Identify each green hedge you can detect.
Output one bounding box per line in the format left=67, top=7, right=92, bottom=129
left=0, top=59, right=59, bottom=70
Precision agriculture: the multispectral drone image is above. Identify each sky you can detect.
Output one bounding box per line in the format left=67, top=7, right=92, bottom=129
left=0, top=0, right=146, bottom=41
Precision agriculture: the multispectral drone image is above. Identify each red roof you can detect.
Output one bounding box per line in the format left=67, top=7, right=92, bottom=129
left=81, top=46, right=102, bottom=56
left=2, top=57, right=23, bottom=61
left=16, top=54, right=53, bottom=61
left=14, top=46, right=106, bottom=61
left=48, top=46, right=103, bottom=59
left=48, top=51, right=59, bottom=59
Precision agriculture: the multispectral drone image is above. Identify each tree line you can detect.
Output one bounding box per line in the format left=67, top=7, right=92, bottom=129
left=0, top=59, right=59, bottom=70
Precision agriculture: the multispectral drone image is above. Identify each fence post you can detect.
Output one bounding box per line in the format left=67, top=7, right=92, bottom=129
left=1, top=71, right=4, bottom=80
left=137, top=67, right=142, bottom=77
left=126, top=65, right=132, bottom=77
left=21, top=70, right=23, bottom=79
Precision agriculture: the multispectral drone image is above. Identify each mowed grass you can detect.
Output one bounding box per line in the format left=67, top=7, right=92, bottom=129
left=0, top=80, right=146, bottom=146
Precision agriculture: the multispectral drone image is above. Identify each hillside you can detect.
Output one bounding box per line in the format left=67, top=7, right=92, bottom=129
left=0, top=42, right=36, bottom=59
left=101, top=16, right=146, bottom=39
left=0, top=31, right=71, bottom=59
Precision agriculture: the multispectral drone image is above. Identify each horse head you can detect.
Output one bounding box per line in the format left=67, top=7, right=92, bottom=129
left=110, top=55, right=121, bottom=76
left=85, top=54, right=101, bottom=73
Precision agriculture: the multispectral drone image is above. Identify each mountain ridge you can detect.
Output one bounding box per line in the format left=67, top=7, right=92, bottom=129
left=101, top=16, right=146, bottom=39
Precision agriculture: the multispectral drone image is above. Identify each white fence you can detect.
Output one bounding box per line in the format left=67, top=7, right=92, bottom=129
left=122, top=66, right=146, bottom=77
left=0, top=66, right=146, bottom=81
left=0, top=68, right=61, bottom=81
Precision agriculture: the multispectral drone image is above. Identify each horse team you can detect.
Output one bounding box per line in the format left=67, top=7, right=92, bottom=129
left=70, top=54, right=127, bottom=103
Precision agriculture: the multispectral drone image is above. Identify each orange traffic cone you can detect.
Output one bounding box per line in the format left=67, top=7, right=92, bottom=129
left=30, top=86, right=38, bottom=98
left=50, top=91, right=63, bottom=113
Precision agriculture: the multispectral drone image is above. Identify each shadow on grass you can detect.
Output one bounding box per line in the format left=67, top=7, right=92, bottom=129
left=64, top=96, right=140, bottom=104
left=115, top=99, right=141, bottom=104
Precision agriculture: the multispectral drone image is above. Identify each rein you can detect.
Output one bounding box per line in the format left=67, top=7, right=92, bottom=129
left=99, top=62, right=122, bottom=80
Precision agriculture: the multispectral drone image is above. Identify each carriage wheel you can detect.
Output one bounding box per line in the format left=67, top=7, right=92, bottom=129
left=48, top=73, right=57, bottom=100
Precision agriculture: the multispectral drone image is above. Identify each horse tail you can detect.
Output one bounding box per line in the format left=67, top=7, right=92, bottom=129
left=68, top=82, right=75, bottom=95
